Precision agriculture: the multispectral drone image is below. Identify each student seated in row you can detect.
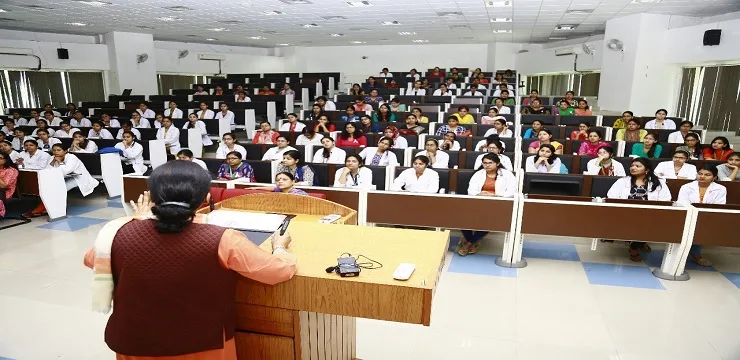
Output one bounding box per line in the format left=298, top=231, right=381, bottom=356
left=717, top=153, right=740, bottom=181
left=11, top=128, right=32, bottom=151
left=276, top=150, right=314, bottom=186
left=436, top=116, right=468, bottom=136
left=703, top=136, right=734, bottom=161
left=340, top=106, right=360, bottom=122
left=184, top=113, right=214, bottom=147
left=164, top=101, right=183, bottom=119
left=677, top=167, right=727, bottom=266
left=462, top=85, right=483, bottom=97
left=459, top=153, right=518, bottom=256
left=70, top=111, right=92, bottom=128
left=196, top=102, right=215, bottom=119
left=570, top=121, right=590, bottom=141
left=654, top=149, right=697, bottom=180
left=333, top=154, right=374, bottom=189
left=379, top=126, right=407, bottom=149
left=257, top=172, right=308, bottom=196
left=216, top=133, right=247, bottom=160
left=115, top=130, right=147, bottom=175
left=10, top=111, right=28, bottom=126
left=215, top=103, right=236, bottom=131
left=1, top=119, right=16, bottom=137
left=69, top=131, right=99, bottom=153
left=217, top=151, right=256, bottom=182
left=0, top=151, right=18, bottom=219
left=528, top=129, right=563, bottom=154
left=417, top=139, right=449, bottom=169
left=372, top=104, right=395, bottom=123
left=54, top=121, right=81, bottom=138
left=35, top=129, right=61, bottom=151
left=577, top=130, right=608, bottom=156
left=388, top=98, right=406, bottom=112
left=337, top=123, right=367, bottom=147
left=16, top=139, right=51, bottom=170
left=480, top=107, right=506, bottom=125
left=452, top=105, right=475, bottom=125
left=136, top=102, right=156, bottom=119
left=88, top=121, right=114, bottom=140
left=525, top=144, right=561, bottom=173
left=611, top=111, right=634, bottom=129
left=521, top=99, right=550, bottom=115
left=253, top=121, right=280, bottom=144
left=50, top=143, right=100, bottom=196
left=575, top=100, right=592, bottom=116
left=474, top=138, right=513, bottom=171
left=0, top=140, right=20, bottom=164
left=296, top=127, right=324, bottom=146
left=391, top=155, right=439, bottom=194
left=667, top=121, right=696, bottom=144
left=645, top=109, right=676, bottom=130
left=400, top=114, right=425, bottom=135
left=586, top=146, right=625, bottom=176
left=156, top=117, right=181, bottom=155
left=358, top=137, right=398, bottom=166
left=676, top=133, right=702, bottom=160
left=616, top=118, right=648, bottom=142
left=439, top=132, right=461, bottom=151
left=262, top=136, right=296, bottom=161
left=176, top=149, right=207, bottom=170
left=607, top=157, right=671, bottom=261
left=314, top=137, right=346, bottom=164
left=483, top=118, right=513, bottom=138
left=44, top=111, right=62, bottom=127
left=522, top=120, right=544, bottom=139
left=631, top=132, right=662, bottom=158
left=491, top=98, right=511, bottom=114
left=305, top=104, right=324, bottom=122
left=314, top=115, right=336, bottom=133
left=555, top=100, right=575, bottom=116
left=433, top=84, right=453, bottom=96
left=280, top=113, right=306, bottom=132
left=130, top=111, right=151, bottom=128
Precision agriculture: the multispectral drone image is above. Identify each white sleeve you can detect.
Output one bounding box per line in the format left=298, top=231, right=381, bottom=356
left=684, top=164, right=697, bottom=180
left=483, top=128, right=496, bottom=137
left=391, top=170, right=406, bottom=191
left=436, top=152, right=449, bottom=168
left=216, top=145, right=226, bottom=159
left=359, top=168, right=374, bottom=188
left=197, top=121, right=208, bottom=135
left=332, top=169, right=346, bottom=187
left=389, top=152, right=399, bottom=166
left=524, top=157, right=536, bottom=172
left=614, top=162, right=626, bottom=177
left=548, top=158, right=562, bottom=173
left=607, top=178, right=626, bottom=199
left=498, top=171, right=517, bottom=198
left=715, top=185, right=727, bottom=205
left=677, top=184, right=691, bottom=205
left=585, top=159, right=598, bottom=175
left=426, top=171, right=440, bottom=193
left=103, top=130, right=114, bottom=139
left=657, top=180, right=672, bottom=201
left=467, top=171, right=483, bottom=196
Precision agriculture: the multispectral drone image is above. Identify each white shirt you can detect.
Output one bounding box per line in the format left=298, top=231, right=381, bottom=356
left=157, top=126, right=181, bottom=154
left=474, top=154, right=513, bottom=172
left=378, top=72, right=393, bottom=77
left=105, top=119, right=121, bottom=128
left=654, top=161, right=697, bottom=180
left=677, top=181, right=726, bottom=205
left=71, top=141, right=98, bottom=153
left=131, top=118, right=151, bottom=128
left=416, top=150, right=449, bottom=169
left=379, top=136, right=407, bottom=149
left=48, top=117, right=63, bottom=126
left=216, top=110, right=236, bottom=130
left=14, top=117, right=28, bottom=126
left=432, top=90, right=453, bottom=96
left=280, top=122, right=307, bottom=132
left=216, top=143, right=247, bottom=160
left=11, top=136, right=32, bottom=151
left=8, top=150, right=20, bottom=163
left=37, top=137, right=61, bottom=151
left=194, top=91, right=209, bottom=95
left=42, top=110, right=61, bottom=117
left=18, top=150, right=51, bottom=170
left=333, top=167, right=374, bottom=189
left=313, top=147, right=346, bottom=164
left=53, top=153, right=99, bottom=196
left=483, top=128, right=513, bottom=138
left=358, top=147, right=399, bottom=166
left=296, top=134, right=324, bottom=146
left=525, top=156, right=562, bottom=173
left=406, top=74, right=421, bottom=81
left=116, top=128, right=141, bottom=140
left=467, top=169, right=517, bottom=197
left=438, top=139, right=461, bottom=151
left=495, top=106, right=511, bottom=114
left=165, top=108, right=184, bottom=119
left=88, top=129, right=114, bottom=140
left=391, top=168, right=440, bottom=193
left=645, top=119, right=677, bottom=130
left=137, top=109, right=156, bottom=119
left=585, top=158, right=626, bottom=176
left=54, top=128, right=81, bottom=138
left=70, top=118, right=92, bottom=127
left=406, top=88, right=426, bottom=96
left=446, top=83, right=457, bottom=90
left=262, top=146, right=296, bottom=161
left=197, top=109, right=215, bottom=119
left=115, top=142, right=147, bottom=175
left=463, top=91, right=484, bottom=96
left=183, top=121, right=214, bottom=146
left=323, top=101, right=337, bottom=111
left=191, top=158, right=208, bottom=171
left=667, top=131, right=695, bottom=144
left=607, top=177, right=671, bottom=201
left=234, top=94, right=251, bottom=102
left=0, top=126, right=13, bottom=136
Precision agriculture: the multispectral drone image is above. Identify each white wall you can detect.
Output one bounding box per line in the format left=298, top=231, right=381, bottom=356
left=155, top=41, right=285, bottom=75
left=516, top=38, right=604, bottom=75
left=663, top=18, right=740, bottom=65
left=104, top=32, right=158, bottom=96
left=0, top=39, right=109, bottom=71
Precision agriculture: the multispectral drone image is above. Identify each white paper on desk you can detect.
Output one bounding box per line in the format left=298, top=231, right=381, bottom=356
left=207, top=210, right=286, bottom=232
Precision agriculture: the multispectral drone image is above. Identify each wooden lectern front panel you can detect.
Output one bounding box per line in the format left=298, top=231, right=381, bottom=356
left=235, top=333, right=295, bottom=360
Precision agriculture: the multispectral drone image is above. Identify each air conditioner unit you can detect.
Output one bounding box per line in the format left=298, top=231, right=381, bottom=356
left=198, top=53, right=226, bottom=61
left=555, top=47, right=577, bottom=56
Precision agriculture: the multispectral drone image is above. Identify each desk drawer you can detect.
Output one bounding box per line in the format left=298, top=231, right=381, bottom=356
left=235, top=303, right=296, bottom=337
left=235, top=332, right=295, bottom=360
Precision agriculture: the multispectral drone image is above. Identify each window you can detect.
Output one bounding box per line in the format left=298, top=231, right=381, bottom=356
left=676, top=65, right=740, bottom=131
left=0, top=70, right=105, bottom=113
left=525, top=73, right=600, bottom=97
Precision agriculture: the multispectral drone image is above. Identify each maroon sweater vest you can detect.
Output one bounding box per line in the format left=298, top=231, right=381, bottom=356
left=105, top=220, right=236, bottom=356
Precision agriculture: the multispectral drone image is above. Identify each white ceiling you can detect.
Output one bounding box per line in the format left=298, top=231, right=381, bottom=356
left=0, top=0, right=738, bottom=47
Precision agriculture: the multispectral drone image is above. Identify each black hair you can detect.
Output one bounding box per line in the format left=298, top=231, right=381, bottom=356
left=579, top=121, right=591, bottom=128
left=566, top=91, right=575, bottom=96
left=222, top=132, right=238, bottom=143
left=14, top=128, right=26, bottom=135
left=578, top=99, right=589, bottom=109
left=447, top=115, right=458, bottom=122
left=391, top=97, right=401, bottom=103
left=259, top=120, right=271, bottom=126
left=219, top=102, right=228, bottom=108
left=382, top=67, right=389, bottom=71
left=630, top=157, right=662, bottom=192
left=302, top=126, right=316, bottom=137
left=500, top=90, right=510, bottom=95
left=199, top=101, right=209, bottom=107
left=412, top=155, right=430, bottom=166
left=316, top=96, right=328, bottom=102
left=478, top=153, right=502, bottom=173
left=679, top=120, right=693, bottom=128
left=623, top=111, right=634, bottom=117
left=375, top=104, right=392, bottom=121
left=321, top=136, right=335, bottom=160
left=35, top=128, right=49, bottom=136
left=60, top=120, right=70, bottom=126
left=683, top=133, right=702, bottom=158
left=673, top=149, right=691, bottom=159
left=457, top=105, right=470, bottom=112
left=655, top=108, right=668, bottom=115
left=23, top=139, right=37, bottom=146
left=643, top=132, right=659, bottom=158
left=51, top=143, right=68, bottom=152
left=287, top=112, right=298, bottom=118
left=341, top=122, right=363, bottom=140
left=356, top=95, right=365, bottom=102
left=597, top=145, right=614, bottom=157
left=148, top=161, right=212, bottom=234
left=710, top=136, right=731, bottom=150
left=276, top=171, right=296, bottom=181
left=0, top=151, right=18, bottom=170
left=538, top=128, right=553, bottom=138
left=537, top=144, right=558, bottom=165
left=276, top=135, right=288, bottom=143
left=139, top=101, right=148, bottom=107
left=177, top=149, right=194, bottom=158
left=424, top=138, right=438, bottom=148
left=72, top=131, right=90, bottom=150
left=225, top=151, right=242, bottom=160
left=282, top=150, right=304, bottom=167
left=91, top=120, right=104, bottom=127
left=345, top=154, right=364, bottom=167
left=589, top=129, right=603, bottom=140
left=699, top=165, right=719, bottom=179
left=378, top=136, right=394, bottom=148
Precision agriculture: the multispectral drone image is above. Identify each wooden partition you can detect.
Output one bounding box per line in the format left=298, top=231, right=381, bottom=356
left=692, top=205, right=740, bottom=247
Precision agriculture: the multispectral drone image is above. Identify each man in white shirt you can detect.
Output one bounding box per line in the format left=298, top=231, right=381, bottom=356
left=407, top=81, right=426, bottom=96
left=215, top=103, right=236, bottom=130
left=42, top=104, right=61, bottom=117
left=262, top=136, right=296, bottom=161
left=164, top=101, right=184, bottom=118
left=378, top=68, right=393, bottom=78
left=316, top=96, right=336, bottom=111
left=463, top=85, right=484, bottom=97
left=44, top=112, right=63, bottom=126
left=197, top=102, right=215, bottom=119
left=16, top=139, right=51, bottom=170
left=157, top=117, right=181, bottom=154
left=70, top=111, right=92, bottom=127
left=137, top=102, right=156, bottom=119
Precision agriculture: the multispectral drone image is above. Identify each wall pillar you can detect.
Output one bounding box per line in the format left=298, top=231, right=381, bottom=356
left=104, top=32, right=158, bottom=96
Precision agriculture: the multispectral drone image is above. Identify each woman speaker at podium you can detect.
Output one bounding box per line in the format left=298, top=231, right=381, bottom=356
left=82, top=161, right=297, bottom=360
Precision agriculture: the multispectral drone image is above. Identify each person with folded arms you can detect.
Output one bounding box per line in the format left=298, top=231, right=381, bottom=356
left=115, top=131, right=147, bottom=175
left=391, top=156, right=439, bottom=193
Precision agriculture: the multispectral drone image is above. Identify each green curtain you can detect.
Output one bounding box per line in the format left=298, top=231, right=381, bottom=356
left=68, top=72, right=105, bottom=102
left=158, top=74, right=197, bottom=95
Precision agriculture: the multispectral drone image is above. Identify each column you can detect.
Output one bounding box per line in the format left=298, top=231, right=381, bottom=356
left=104, top=32, right=158, bottom=96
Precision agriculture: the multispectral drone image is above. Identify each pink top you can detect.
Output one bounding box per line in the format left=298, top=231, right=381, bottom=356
left=353, top=104, right=373, bottom=112
left=578, top=141, right=609, bottom=156
left=252, top=130, right=280, bottom=144
left=575, top=108, right=593, bottom=116
left=336, top=136, right=367, bottom=147
left=0, top=167, right=19, bottom=217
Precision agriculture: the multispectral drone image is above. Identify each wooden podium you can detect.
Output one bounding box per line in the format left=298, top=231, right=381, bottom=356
left=198, top=193, right=449, bottom=360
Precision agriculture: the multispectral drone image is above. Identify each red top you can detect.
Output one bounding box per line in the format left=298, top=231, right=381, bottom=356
left=258, top=90, right=276, bottom=95
left=252, top=130, right=280, bottom=144
left=314, top=123, right=336, bottom=132
left=427, top=72, right=445, bottom=78
left=703, top=148, right=734, bottom=161
left=336, top=136, right=367, bottom=147
left=570, top=130, right=588, bottom=141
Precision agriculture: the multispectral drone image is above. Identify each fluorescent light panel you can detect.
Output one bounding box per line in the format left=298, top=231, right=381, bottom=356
left=486, top=1, right=512, bottom=8
left=398, top=31, right=417, bottom=35
left=381, top=21, right=401, bottom=26
left=346, top=1, right=372, bottom=6
left=66, top=22, right=87, bottom=26
left=491, top=18, right=512, bottom=22
left=555, top=25, right=577, bottom=30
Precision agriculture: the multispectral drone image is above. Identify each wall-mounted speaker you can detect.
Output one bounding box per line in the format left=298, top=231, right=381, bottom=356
left=57, top=48, right=69, bottom=59
left=703, top=29, right=721, bottom=46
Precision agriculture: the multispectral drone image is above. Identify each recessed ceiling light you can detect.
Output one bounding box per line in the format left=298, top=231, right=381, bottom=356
left=207, top=28, right=229, bottom=32
left=277, top=43, right=291, bottom=46
left=162, top=5, right=194, bottom=11
left=549, top=36, right=567, bottom=40
left=350, top=41, right=366, bottom=44
left=248, top=36, right=266, bottom=40
left=261, top=10, right=284, bottom=15
left=631, top=0, right=661, bottom=3
left=0, top=9, right=7, bottom=12
left=398, top=31, right=417, bottom=35
left=74, top=0, right=111, bottom=6
left=412, top=39, right=429, bottom=43
left=566, top=9, right=592, bottom=14
left=157, top=16, right=181, bottom=22
left=490, top=18, right=512, bottom=22
left=302, top=23, right=320, bottom=28
left=486, top=0, right=512, bottom=8
left=206, top=38, right=217, bottom=41
left=330, top=33, right=345, bottom=37
left=66, top=22, right=87, bottom=26
left=493, top=29, right=512, bottom=33
left=346, top=1, right=372, bottom=6
left=321, top=16, right=348, bottom=20
left=218, top=20, right=243, bottom=25
left=437, top=11, right=463, bottom=17
left=279, top=0, right=312, bottom=4
left=555, top=25, right=577, bottom=30
left=381, top=21, right=401, bottom=26
left=349, top=27, right=371, bottom=31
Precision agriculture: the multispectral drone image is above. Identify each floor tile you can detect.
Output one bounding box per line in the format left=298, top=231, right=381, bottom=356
left=65, top=204, right=106, bottom=216
left=582, top=262, right=666, bottom=290
left=447, top=254, right=517, bottom=277
left=721, top=272, right=740, bottom=289
left=643, top=250, right=716, bottom=272
left=412, top=330, right=518, bottom=359
left=517, top=309, right=615, bottom=352
left=516, top=342, right=620, bottom=360
left=522, top=240, right=580, bottom=261
left=107, top=200, right=124, bottom=208
left=35, top=216, right=108, bottom=232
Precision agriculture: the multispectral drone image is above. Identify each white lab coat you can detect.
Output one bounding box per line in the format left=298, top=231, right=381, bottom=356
left=70, top=118, right=92, bottom=127
left=467, top=168, right=517, bottom=197
left=215, top=110, right=236, bottom=130
left=416, top=150, right=450, bottom=169
left=18, top=150, right=51, bottom=170
left=438, top=140, right=461, bottom=151
left=379, top=136, right=407, bottom=149
left=607, top=177, right=672, bottom=201
left=474, top=153, right=513, bottom=172
left=8, top=150, right=20, bottom=163
left=483, top=128, right=513, bottom=138
left=49, top=117, right=63, bottom=126
left=474, top=140, right=507, bottom=152
left=42, top=110, right=61, bottom=117
left=106, top=119, right=121, bottom=128
left=165, top=108, right=183, bottom=119
left=262, top=146, right=296, bottom=161
left=71, top=141, right=98, bottom=153
left=115, top=142, right=147, bottom=175
left=183, top=121, right=213, bottom=146
left=495, top=106, right=511, bottom=115
left=678, top=181, right=726, bottom=205
left=131, top=118, right=151, bottom=128
left=333, top=167, right=374, bottom=189
left=463, top=91, right=484, bottom=96
left=54, top=128, right=81, bottom=138
left=280, top=122, right=306, bottom=132
left=645, top=119, right=677, bottom=130
left=392, top=168, right=440, bottom=193
left=296, top=134, right=324, bottom=146
left=654, top=161, right=697, bottom=180
left=667, top=131, right=692, bottom=144
left=152, top=120, right=163, bottom=129
left=525, top=156, right=561, bottom=173
left=406, top=74, right=421, bottom=81
left=432, top=90, right=453, bottom=96
left=88, top=129, right=114, bottom=139
left=586, top=158, right=626, bottom=176
left=197, top=109, right=215, bottom=119
left=14, top=117, right=28, bottom=126
left=137, top=109, right=156, bottom=119
left=378, top=72, right=393, bottom=77
left=157, top=126, right=181, bottom=154
left=11, top=136, right=32, bottom=151
left=406, top=89, right=426, bottom=96
left=323, top=101, right=337, bottom=111
left=53, top=153, right=99, bottom=197
left=358, top=147, right=399, bottom=166
left=313, top=147, right=347, bottom=164
left=36, top=137, right=61, bottom=151
left=116, top=128, right=141, bottom=140
left=191, top=158, right=208, bottom=171
left=216, top=144, right=247, bottom=159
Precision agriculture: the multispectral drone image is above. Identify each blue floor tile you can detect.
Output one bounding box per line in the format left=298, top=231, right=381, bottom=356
left=448, top=254, right=517, bottom=278
left=643, top=250, right=716, bottom=272
left=107, top=200, right=124, bottom=208
left=65, top=204, right=105, bottom=216
left=449, top=235, right=461, bottom=251
left=1, top=356, right=16, bottom=360
left=721, top=273, right=740, bottom=289
left=522, top=241, right=581, bottom=262
left=36, top=216, right=108, bottom=232
left=582, top=262, right=665, bottom=290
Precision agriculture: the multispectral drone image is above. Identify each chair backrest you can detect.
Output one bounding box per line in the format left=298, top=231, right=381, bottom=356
left=243, top=143, right=268, bottom=160
left=366, top=165, right=387, bottom=190
left=521, top=114, right=556, bottom=125
left=75, top=153, right=102, bottom=176
left=455, top=169, right=476, bottom=195
left=246, top=160, right=274, bottom=183
left=202, top=158, right=224, bottom=178
left=309, top=163, right=331, bottom=186
left=590, top=176, right=621, bottom=198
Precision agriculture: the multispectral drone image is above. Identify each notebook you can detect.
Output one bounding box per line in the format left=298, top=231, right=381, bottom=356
left=207, top=210, right=286, bottom=232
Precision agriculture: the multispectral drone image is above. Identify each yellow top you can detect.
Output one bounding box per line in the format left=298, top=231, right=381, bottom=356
left=453, top=113, right=476, bottom=124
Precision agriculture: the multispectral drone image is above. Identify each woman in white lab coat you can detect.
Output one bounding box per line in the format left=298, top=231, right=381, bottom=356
left=261, top=136, right=296, bottom=161
left=333, top=154, right=374, bottom=189
left=607, top=157, right=672, bottom=261
left=654, top=149, right=697, bottom=180
left=379, top=126, right=408, bottom=149
left=115, top=131, right=147, bottom=175
left=69, top=131, right=99, bottom=154
left=585, top=146, right=626, bottom=176
left=358, top=138, right=399, bottom=166
left=416, top=138, right=450, bottom=169
left=88, top=121, right=114, bottom=140
left=156, top=117, right=181, bottom=155
left=391, top=156, right=440, bottom=193
left=215, top=103, right=236, bottom=131
left=473, top=139, right=512, bottom=171
left=183, top=113, right=214, bottom=146
left=525, top=144, right=561, bottom=173
left=49, top=144, right=99, bottom=197
left=313, top=137, right=346, bottom=164
left=459, top=153, right=517, bottom=256
left=483, top=118, right=513, bottom=138
left=216, top=133, right=247, bottom=160
left=677, top=167, right=727, bottom=267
